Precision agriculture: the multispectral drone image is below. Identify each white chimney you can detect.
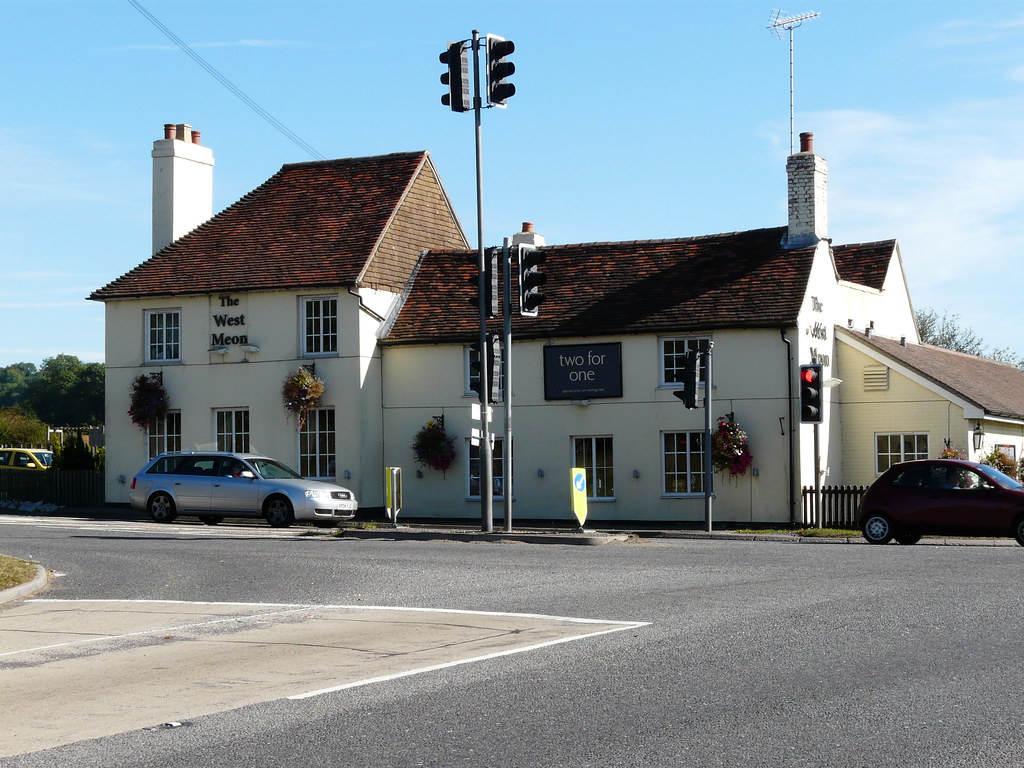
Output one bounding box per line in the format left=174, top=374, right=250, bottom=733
left=511, top=221, right=546, bottom=247
left=152, top=123, right=214, bottom=254
left=783, top=131, right=828, bottom=249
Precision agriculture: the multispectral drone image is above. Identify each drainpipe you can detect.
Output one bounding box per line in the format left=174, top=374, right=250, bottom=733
left=780, top=328, right=797, bottom=525
left=348, top=285, right=386, bottom=322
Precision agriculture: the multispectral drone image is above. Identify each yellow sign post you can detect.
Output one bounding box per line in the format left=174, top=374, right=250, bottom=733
left=571, top=467, right=588, bottom=528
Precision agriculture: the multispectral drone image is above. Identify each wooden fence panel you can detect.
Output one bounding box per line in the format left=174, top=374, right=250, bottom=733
left=0, top=470, right=104, bottom=508
left=801, top=485, right=868, bottom=529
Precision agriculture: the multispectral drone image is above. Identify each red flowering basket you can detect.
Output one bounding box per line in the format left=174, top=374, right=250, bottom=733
left=711, top=416, right=753, bottom=476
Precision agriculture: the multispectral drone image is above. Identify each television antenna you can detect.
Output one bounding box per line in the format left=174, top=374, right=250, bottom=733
left=768, top=9, right=820, bottom=154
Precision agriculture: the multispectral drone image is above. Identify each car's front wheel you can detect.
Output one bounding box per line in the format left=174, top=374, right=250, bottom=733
left=1013, top=515, right=1024, bottom=547
left=862, top=513, right=893, bottom=545
left=263, top=496, right=295, bottom=528
left=147, top=492, right=177, bottom=523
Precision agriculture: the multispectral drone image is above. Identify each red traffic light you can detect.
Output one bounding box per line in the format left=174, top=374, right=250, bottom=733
left=799, top=363, right=823, bottom=424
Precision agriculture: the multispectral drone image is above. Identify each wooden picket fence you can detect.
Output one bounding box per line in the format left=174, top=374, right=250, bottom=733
left=801, top=485, right=868, bottom=529
left=0, top=470, right=104, bottom=508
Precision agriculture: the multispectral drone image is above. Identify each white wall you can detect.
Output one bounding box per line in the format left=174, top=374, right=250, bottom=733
left=102, top=287, right=389, bottom=507
left=382, top=328, right=798, bottom=524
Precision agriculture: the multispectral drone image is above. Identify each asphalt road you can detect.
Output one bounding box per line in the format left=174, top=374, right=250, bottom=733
left=1, top=513, right=1023, bottom=767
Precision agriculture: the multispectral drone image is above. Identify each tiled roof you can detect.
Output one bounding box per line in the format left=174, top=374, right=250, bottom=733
left=847, top=330, right=1024, bottom=420
left=832, top=240, right=895, bottom=290
left=384, top=226, right=817, bottom=344
left=90, top=151, right=467, bottom=300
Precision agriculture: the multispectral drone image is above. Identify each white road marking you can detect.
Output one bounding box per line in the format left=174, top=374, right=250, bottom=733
left=288, top=620, right=649, bottom=700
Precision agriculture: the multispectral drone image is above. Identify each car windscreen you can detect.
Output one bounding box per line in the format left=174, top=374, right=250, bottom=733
left=249, top=458, right=304, bottom=480
left=976, top=463, right=1024, bottom=490
left=32, top=452, right=54, bottom=467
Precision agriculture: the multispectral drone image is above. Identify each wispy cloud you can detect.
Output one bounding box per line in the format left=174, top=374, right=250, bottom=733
left=931, top=13, right=1024, bottom=46
left=812, top=94, right=1024, bottom=350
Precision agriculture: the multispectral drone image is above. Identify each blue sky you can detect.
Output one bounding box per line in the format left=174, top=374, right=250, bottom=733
left=3, top=0, right=1024, bottom=366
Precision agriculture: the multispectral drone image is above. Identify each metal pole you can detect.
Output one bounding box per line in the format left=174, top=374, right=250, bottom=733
left=471, top=30, right=492, bottom=533
left=502, top=238, right=513, bottom=533
left=789, top=26, right=796, bottom=155
left=814, top=422, right=822, bottom=528
left=703, top=342, right=715, bottom=532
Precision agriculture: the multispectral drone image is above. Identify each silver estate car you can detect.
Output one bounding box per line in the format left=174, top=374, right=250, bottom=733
left=129, top=451, right=358, bottom=528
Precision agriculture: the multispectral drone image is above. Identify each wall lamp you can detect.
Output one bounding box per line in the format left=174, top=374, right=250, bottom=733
left=973, top=422, right=985, bottom=451
left=209, top=346, right=228, bottom=355
left=242, top=344, right=260, bottom=353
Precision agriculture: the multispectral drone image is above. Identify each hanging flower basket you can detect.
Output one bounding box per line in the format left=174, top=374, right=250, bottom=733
left=711, top=415, right=754, bottom=476
left=412, top=418, right=456, bottom=474
left=127, top=374, right=169, bottom=429
left=282, top=368, right=325, bottom=430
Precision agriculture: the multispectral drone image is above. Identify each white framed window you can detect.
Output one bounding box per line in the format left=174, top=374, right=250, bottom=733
left=147, top=411, right=181, bottom=459
left=662, top=431, right=706, bottom=495
left=301, top=295, right=338, bottom=356
left=145, top=309, right=181, bottom=363
left=467, top=437, right=504, bottom=499
left=299, top=408, right=336, bottom=479
left=660, top=336, right=711, bottom=388
left=572, top=435, right=614, bottom=501
left=216, top=409, right=250, bottom=453
left=875, top=433, right=928, bottom=474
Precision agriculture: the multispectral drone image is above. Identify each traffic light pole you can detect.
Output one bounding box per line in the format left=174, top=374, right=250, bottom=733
left=502, top=238, right=513, bottom=533
left=702, top=343, right=714, bottom=532
left=471, top=29, right=494, bottom=533
left=441, top=28, right=517, bottom=533
left=814, top=422, right=822, bottom=528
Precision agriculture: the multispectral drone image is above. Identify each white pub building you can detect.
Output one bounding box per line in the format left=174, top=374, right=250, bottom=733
left=90, top=125, right=1024, bottom=524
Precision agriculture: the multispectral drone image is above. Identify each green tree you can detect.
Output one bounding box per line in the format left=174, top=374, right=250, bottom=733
left=916, top=308, right=985, bottom=355
left=52, top=433, right=102, bottom=470
left=0, top=407, right=47, bottom=446
left=0, top=363, right=37, bottom=408
left=916, top=308, right=1024, bottom=368
left=22, top=355, right=104, bottom=426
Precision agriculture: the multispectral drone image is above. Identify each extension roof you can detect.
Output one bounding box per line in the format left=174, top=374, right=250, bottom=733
left=384, top=226, right=820, bottom=344
left=846, top=329, right=1024, bottom=421
left=89, top=151, right=467, bottom=301
left=832, top=240, right=896, bottom=291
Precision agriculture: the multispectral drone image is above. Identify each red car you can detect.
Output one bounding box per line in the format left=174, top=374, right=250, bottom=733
left=857, top=459, right=1024, bottom=545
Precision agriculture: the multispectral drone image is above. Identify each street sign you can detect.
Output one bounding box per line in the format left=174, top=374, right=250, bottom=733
left=571, top=467, right=588, bottom=527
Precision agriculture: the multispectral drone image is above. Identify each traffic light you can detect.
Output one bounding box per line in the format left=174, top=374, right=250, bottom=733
left=518, top=244, right=546, bottom=317
left=469, top=335, right=502, bottom=403
left=440, top=42, right=471, bottom=112
left=486, top=34, right=516, bottom=107
left=799, top=363, right=823, bottom=423
left=488, top=335, right=502, bottom=403
left=672, top=350, right=701, bottom=409
left=469, top=248, right=500, bottom=318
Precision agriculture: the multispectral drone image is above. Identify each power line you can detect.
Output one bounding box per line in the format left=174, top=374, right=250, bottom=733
left=126, top=0, right=326, bottom=161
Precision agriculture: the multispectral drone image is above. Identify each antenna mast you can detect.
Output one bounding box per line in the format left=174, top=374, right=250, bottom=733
left=768, top=9, right=820, bottom=154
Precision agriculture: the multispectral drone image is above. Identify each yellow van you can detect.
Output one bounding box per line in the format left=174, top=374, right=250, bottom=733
left=0, top=448, right=54, bottom=471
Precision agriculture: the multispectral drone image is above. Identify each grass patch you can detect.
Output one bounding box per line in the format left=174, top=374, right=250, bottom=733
left=795, top=527, right=859, bottom=538
left=735, top=527, right=859, bottom=538
left=0, top=554, right=38, bottom=591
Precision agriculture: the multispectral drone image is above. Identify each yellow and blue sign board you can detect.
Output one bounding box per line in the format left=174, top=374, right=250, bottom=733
left=571, top=467, right=588, bottom=526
